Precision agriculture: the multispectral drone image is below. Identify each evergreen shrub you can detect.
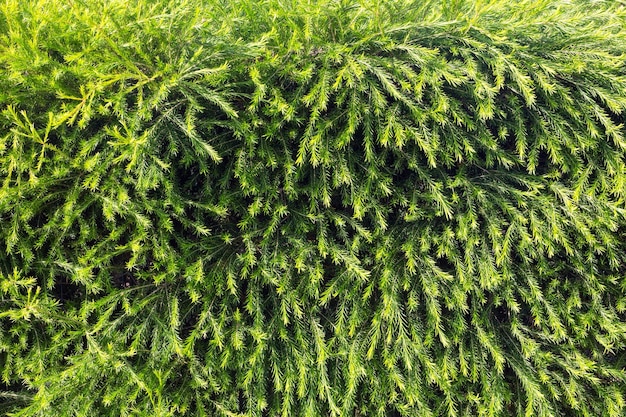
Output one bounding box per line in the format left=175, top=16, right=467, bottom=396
left=1, top=0, right=626, bottom=415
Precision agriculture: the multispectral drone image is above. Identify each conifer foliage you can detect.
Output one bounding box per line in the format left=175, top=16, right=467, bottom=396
left=1, top=0, right=626, bottom=415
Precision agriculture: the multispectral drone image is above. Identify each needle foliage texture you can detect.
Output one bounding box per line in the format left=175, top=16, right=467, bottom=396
left=1, top=0, right=626, bottom=416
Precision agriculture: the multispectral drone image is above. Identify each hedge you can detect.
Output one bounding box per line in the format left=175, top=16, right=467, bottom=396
left=1, top=0, right=626, bottom=416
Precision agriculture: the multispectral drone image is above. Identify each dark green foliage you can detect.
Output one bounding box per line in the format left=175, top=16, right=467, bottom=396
left=1, top=0, right=626, bottom=415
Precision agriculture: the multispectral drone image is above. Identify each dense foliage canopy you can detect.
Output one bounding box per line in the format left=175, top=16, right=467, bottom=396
left=1, top=0, right=626, bottom=416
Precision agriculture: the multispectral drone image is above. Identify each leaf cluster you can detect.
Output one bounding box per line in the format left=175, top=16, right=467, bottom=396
left=1, top=0, right=626, bottom=416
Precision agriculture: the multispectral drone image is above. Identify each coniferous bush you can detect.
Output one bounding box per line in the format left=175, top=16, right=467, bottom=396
left=1, top=0, right=626, bottom=416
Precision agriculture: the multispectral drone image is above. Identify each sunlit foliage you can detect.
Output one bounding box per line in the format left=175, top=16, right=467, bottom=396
left=1, top=0, right=626, bottom=416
